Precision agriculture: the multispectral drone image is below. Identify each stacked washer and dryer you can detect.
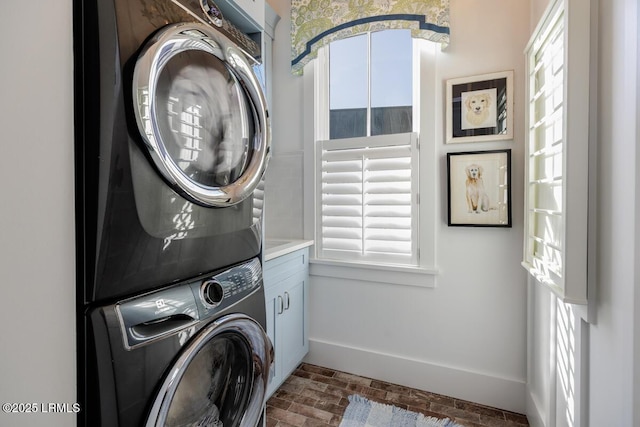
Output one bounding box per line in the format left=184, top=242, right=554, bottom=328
left=74, top=0, right=273, bottom=425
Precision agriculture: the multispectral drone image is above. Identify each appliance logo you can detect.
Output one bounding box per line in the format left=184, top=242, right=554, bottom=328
left=154, top=298, right=173, bottom=315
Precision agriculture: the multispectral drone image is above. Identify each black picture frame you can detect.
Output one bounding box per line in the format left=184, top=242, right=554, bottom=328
left=445, top=71, right=514, bottom=144
left=447, top=149, right=512, bottom=227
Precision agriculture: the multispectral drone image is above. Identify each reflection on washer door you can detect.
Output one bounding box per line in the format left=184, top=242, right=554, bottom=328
left=156, top=49, right=254, bottom=189
left=166, top=334, right=250, bottom=426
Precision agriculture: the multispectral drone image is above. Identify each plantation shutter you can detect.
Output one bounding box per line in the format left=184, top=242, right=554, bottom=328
left=316, top=132, right=418, bottom=265
left=523, top=0, right=590, bottom=304
left=526, top=6, right=565, bottom=287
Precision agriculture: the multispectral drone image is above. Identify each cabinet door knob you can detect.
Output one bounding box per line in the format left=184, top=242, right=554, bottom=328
left=284, top=292, right=290, bottom=310
left=277, top=295, right=284, bottom=314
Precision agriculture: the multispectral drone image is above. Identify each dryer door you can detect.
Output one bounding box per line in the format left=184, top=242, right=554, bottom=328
left=133, top=23, right=270, bottom=207
left=146, top=314, right=272, bottom=427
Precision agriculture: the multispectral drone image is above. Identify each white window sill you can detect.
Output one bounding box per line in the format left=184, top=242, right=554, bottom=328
left=309, top=258, right=438, bottom=288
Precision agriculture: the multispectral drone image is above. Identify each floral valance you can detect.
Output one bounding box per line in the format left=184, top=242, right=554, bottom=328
left=291, top=0, right=450, bottom=74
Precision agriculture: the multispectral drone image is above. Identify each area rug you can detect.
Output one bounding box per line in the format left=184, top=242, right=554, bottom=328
left=339, top=395, right=464, bottom=427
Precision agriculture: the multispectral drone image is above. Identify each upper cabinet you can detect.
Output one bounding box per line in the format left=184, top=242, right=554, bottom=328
left=213, top=0, right=265, bottom=33
left=261, top=3, right=280, bottom=110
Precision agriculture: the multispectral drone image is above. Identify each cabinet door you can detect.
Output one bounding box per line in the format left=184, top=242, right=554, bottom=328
left=264, top=284, right=281, bottom=396
left=215, top=0, right=265, bottom=32
left=279, top=272, right=307, bottom=378
left=234, top=0, right=264, bottom=29
left=263, top=248, right=310, bottom=397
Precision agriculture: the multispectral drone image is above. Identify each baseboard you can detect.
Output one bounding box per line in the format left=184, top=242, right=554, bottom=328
left=525, top=387, right=546, bottom=427
left=304, top=338, right=526, bottom=414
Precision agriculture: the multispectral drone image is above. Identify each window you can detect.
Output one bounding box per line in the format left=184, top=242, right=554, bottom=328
left=522, top=0, right=591, bottom=304
left=315, top=30, right=420, bottom=267
left=329, top=30, right=413, bottom=139
left=303, top=29, right=438, bottom=286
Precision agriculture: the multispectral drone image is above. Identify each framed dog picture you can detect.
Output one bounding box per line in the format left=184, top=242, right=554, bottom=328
left=447, top=150, right=512, bottom=227
left=445, top=71, right=514, bottom=144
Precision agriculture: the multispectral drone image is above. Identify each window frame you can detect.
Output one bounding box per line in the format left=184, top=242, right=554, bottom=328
left=303, top=33, right=439, bottom=288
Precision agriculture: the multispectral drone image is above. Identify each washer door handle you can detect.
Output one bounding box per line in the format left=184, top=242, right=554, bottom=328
left=130, top=314, right=197, bottom=341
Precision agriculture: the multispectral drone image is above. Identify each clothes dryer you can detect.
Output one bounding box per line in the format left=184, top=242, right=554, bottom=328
left=75, top=0, right=270, bottom=304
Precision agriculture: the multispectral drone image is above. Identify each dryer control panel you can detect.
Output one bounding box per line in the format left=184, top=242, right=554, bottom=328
left=116, top=257, right=262, bottom=349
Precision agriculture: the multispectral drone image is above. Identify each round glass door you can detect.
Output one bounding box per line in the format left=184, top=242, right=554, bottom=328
left=133, top=23, right=270, bottom=207
left=146, top=314, right=272, bottom=427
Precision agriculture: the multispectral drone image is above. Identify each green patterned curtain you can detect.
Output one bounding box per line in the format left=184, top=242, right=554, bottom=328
left=291, top=0, right=450, bottom=74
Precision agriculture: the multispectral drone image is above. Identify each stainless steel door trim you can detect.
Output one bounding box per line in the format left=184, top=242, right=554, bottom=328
left=133, top=22, right=270, bottom=207
left=145, top=313, right=273, bottom=427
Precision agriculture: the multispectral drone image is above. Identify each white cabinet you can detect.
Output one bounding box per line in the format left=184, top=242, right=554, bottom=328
left=233, top=0, right=264, bottom=30
left=216, top=0, right=265, bottom=33
left=261, top=3, right=280, bottom=111
left=264, top=248, right=309, bottom=397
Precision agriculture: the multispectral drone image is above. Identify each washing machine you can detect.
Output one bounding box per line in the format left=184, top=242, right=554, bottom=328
left=84, top=257, right=272, bottom=427
left=74, top=0, right=272, bottom=425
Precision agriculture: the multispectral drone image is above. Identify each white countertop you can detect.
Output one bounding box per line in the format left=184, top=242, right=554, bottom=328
left=264, top=239, right=314, bottom=261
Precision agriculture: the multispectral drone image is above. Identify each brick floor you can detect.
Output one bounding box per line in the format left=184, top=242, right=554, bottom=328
left=266, top=363, right=529, bottom=427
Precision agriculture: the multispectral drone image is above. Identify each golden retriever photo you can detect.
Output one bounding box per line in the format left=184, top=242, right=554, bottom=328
left=465, top=164, right=490, bottom=213
left=461, top=88, right=497, bottom=129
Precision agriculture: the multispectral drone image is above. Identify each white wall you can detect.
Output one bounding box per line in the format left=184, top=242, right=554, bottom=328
left=265, top=0, right=530, bottom=413
left=0, top=2, right=76, bottom=427
left=263, top=0, right=306, bottom=239
left=588, top=0, right=638, bottom=424
left=526, top=0, right=640, bottom=426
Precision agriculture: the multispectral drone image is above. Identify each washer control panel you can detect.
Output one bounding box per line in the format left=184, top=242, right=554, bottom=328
left=115, top=257, right=262, bottom=349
